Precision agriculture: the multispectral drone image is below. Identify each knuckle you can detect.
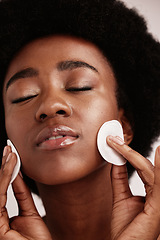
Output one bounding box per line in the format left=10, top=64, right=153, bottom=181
left=0, top=164, right=5, bottom=176
left=0, top=223, right=8, bottom=238
left=0, top=207, right=7, bottom=215
left=0, top=194, right=7, bottom=209
left=2, top=170, right=12, bottom=179
left=112, top=169, right=128, bottom=181
left=14, top=191, right=28, bottom=202
left=126, top=147, right=137, bottom=156
left=0, top=193, right=7, bottom=199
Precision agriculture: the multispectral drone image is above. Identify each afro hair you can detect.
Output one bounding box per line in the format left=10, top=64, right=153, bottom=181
left=0, top=0, right=160, bottom=193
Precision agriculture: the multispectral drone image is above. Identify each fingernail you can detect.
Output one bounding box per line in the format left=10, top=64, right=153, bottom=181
left=6, top=153, right=12, bottom=162
left=3, top=146, right=8, bottom=157
left=108, top=135, right=124, bottom=145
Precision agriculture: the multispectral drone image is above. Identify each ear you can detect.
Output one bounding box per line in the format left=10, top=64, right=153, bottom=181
left=118, top=109, right=133, bottom=145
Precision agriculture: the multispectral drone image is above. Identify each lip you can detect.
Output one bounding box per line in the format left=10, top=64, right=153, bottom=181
left=36, top=125, right=79, bottom=150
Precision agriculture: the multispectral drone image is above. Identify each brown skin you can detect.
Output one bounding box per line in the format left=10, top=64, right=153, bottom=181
left=3, top=36, right=119, bottom=185
left=1, top=35, right=160, bottom=240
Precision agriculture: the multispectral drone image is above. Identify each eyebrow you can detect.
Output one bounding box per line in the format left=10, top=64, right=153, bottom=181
left=57, top=60, right=99, bottom=73
left=6, top=60, right=98, bottom=91
left=6, top=67, right=38, bottom=91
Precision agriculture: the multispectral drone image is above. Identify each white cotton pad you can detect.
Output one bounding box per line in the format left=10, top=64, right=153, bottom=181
left=97, top=120, right=126, bottom=166
left=7, top=139, right=21, bottom=184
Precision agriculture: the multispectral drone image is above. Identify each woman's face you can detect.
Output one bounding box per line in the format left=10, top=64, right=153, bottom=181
left=3, top=35, right=121, bottom=185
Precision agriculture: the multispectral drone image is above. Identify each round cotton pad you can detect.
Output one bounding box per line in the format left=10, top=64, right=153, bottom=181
left=7, top=139, right=21, bottom=184
left=97, top=120, right=126, bottom=166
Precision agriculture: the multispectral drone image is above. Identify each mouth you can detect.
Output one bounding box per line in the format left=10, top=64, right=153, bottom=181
left=36, top=125, right=79, bottom=150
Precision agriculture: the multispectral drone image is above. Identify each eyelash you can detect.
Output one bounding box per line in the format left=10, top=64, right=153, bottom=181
left=11, top=87, right=92, bottom=104
left=12, top=94, right=38, bottom=104
left=67, top=86, right=92, bottom=92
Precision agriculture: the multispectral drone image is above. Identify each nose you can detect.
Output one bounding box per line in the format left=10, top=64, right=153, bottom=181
left=35, top=91, right=72, bottom=122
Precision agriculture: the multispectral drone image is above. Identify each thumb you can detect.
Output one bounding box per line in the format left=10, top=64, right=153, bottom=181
left=111, top=164, right=132, bottom=204
left=12, top=173, right=39, bottom=216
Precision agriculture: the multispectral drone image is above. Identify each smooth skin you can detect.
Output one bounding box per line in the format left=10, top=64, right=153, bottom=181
left=107, top=136, right=160, bottom=240
left=0, top=147, right=52, bottom=240
left=1, top=138, right=160, bottom=239
left=1, top=35, right=160, bottom=239
left=3, top=36, right=120, bottom=186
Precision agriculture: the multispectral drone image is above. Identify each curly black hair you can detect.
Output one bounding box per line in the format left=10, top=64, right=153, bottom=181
left=0, top=0, right=160, bottom=194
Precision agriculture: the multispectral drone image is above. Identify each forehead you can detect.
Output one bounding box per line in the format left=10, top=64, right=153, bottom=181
left=4, top=35, right=116, bottom=87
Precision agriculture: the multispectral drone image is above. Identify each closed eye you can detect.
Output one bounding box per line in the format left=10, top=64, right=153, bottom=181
left=12, top=94, right=38, bottom=104
left=67, top=86, right=92, bottom=92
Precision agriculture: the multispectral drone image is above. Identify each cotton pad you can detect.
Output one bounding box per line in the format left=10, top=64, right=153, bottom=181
left=7, top=139, right=21, bottom=184
left=97, top=120, right=126, bottom=166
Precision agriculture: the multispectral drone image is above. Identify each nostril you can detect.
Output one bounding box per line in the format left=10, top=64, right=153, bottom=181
left=39, top=110, right=67, bottom=121
left=40, top=113, right=47, bottom=120
left=57, top=110, right=66, bottom=115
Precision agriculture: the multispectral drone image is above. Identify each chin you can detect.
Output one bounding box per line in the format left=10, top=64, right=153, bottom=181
left=22, top=150, right=105, bottom=185
left=35, top=163, right=105, bottom=186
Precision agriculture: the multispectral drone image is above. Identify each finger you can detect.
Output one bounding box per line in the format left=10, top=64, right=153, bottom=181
left=12, top=173, right=39, bottom=217
left=0, top=153, right=17, bottom=210
left=0, top=152, right=17, bottom=235
left=151, top=146, right=160, bottom=206
left=0, top=148, right=16, bottom=221
left=1, top=230, right=27, bottom=240
left=1, top=146, right=11, bottom=167
left=142, top=147, right=160, bottom=230
left=112, top=164, right=132, bottom=203
left=107, top=136, right=154, bottom=187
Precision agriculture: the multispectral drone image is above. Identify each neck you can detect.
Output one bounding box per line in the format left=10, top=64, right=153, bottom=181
left=37, top=164, right=112, bottom=240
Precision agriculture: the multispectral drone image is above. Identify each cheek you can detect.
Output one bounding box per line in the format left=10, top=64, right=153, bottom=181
left=75, top=95, right=119, bottom=159
left=81, top=95, right=118, bottom=131
left=5, top=111, right=32, bottom=154
left=5, top=115, right=21, bottom=141
left=3, top=92, right=119, bottom=185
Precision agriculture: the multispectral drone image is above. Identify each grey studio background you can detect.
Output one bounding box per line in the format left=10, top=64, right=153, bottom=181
left=6, top=0, right=160, bottom=217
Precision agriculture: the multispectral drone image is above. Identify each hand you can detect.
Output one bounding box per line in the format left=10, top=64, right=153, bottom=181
left=107, top=136, right=160, bottom=240
left=0, top=146, right=52, bottom=240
